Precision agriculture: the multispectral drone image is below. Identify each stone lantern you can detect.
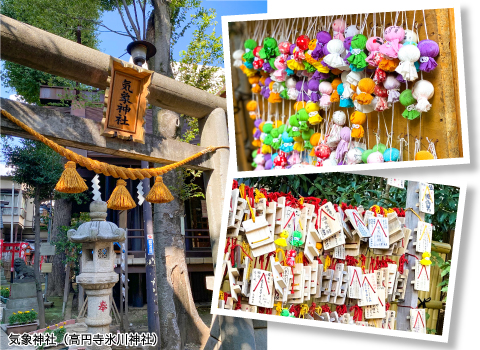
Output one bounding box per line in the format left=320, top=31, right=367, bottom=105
left=68, top=201, right=125, bottom=344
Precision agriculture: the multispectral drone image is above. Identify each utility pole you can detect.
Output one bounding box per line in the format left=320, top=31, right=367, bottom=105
left=141, top=161, right=161, bottom=341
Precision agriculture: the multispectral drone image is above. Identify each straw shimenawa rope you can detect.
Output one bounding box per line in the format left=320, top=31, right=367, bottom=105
left=1, top=109, right=228, bottom=180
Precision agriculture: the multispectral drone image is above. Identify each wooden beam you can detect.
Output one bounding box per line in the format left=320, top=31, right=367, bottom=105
left=1, top=98, right=214, bottom=171
left=396, top=181, right=424, bottom=331
left=0, top=15, right=226, bottom=118
left=431, top=241, right=452, bottom=254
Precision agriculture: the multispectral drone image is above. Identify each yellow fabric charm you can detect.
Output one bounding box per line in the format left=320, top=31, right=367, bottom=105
left=350, top=125, right=364, bottom=138
left=294, top=101, right=307, bottom=112
left=293, top=142, right=305, bottom=152
left=55, top=161, right=88, bottom=194
left=252, top=139, right=261, bottom=148
left=261, top=144, right=272, bottom=154
left=145, top=176, right=174, bottom=204
left=275, top=231, right=289, bottom=247
left=275, top=302, right=283, bottom=315
left=331, top=78, right=342, bottom=91
left=107, top=179, right=136, bottom=210
left=420, top=252, right=432, bottom=266
left=324, top=255, right=331, bottom=271
left=310, top=132, right=322, bottom=147
left=355, top=78, right=376, bottom=105
left=350, top=111, right=367, bottom=124
left=378, top=57, right=400, bottom=72
left=287, top=59, right=305, bottom=71
left=268, top=92, right=282, bottom=103
left=415, top=150, right=435, bottom=161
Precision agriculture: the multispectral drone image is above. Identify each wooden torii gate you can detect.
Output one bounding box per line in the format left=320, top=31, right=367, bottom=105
left=1, top=15, right=258, bottom=350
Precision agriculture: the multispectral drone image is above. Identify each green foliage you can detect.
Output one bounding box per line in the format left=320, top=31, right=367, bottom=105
left=2, top=138, right=64, bottom=201
left=424, top=312, right=437, bottom=334
left=431, top=250, right=451, bottom=302
left=37, top=326, right=67, bottom=349
left=170, top=1, right=224, bottom=145
left=0, top=287, right=9, bottom=299
left=174, top=8, right=223, bottom=93
left=1, top=0, right=104, bottom=104
left=167, top=169, right=205, bottom=201
left=52, top=212, right=90, bottom=273
left=424, top=185, right=460, bottom=242
left=8, top=309, right=38, bottom=325
left=244, top=174, right=407, bottom=208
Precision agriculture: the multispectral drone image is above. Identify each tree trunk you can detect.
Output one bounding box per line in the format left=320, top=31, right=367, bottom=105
left=146, top=1, right=209, bottom=348
left=33, top=188, right=46, bottom=328
left=153, top=167, right=209, bottom=350
left=47, top=197, right=72, bottom=297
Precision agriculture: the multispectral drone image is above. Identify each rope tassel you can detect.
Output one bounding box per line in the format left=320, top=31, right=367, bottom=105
left=107, top=179, right=136, bottom=210
left=145, top=176, right=174, bottom=204
left=55, top=161, right=88, bottom=193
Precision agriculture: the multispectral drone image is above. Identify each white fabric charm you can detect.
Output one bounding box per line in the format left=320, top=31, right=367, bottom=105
left=412, top=80, right=435, bottom=112
left=324, top=39, right=349, bottom=70
left=232, top=49, right=245, bottom=67
left=395, top=45, right=420, bottom=81
left=342, top=83, right=354, bottom=99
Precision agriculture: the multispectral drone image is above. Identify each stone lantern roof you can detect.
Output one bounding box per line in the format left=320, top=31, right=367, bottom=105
left=68, top=201, right=125, bottom=243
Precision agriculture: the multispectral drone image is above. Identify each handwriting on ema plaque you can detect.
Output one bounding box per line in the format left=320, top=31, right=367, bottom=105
left=419, top=183, right=435, bottom=215
left=249, top=268, right=274, bottom=308
left=368, top=217, right=389, bottom=249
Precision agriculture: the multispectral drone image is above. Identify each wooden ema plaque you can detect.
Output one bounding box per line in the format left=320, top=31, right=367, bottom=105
left=249, top=268, right=274, bottom=308
left=102, top=57, right=153, bottom=143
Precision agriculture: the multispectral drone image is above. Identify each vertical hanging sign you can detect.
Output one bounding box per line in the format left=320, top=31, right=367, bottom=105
left=419, top=183, right=435, bottom=214
left=102, top=57, right=153, bottom=143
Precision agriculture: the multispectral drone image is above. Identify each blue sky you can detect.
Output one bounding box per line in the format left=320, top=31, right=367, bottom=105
left=1, top=0, right=267, bottom=98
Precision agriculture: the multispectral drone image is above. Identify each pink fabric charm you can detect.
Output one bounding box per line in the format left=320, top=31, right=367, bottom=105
left=374, top=68, right=386, bottom=83
left=379, top=39, right=403, bottom=59
left=332, top=18, right=346, bottom=41
left=379, top=26, right=405, bottom=59
left=278, top=41, right=292, bottom=54
left=375, top=97, right=389, bottom=111
left=366, top=51, right=384, bottom=67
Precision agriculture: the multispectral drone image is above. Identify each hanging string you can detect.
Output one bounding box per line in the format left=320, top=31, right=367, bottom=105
left=427, top=137, right=438, bottom=159
left=422, top=9, right=429, bottom=40
left=407, top=120, right=410, bottom=161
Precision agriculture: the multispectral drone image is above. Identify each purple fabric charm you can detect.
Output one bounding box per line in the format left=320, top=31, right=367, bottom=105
left=335, top=126, right=351, bottom=162
left=418, top=39, right=440, bottom=72
left=262, top=61, right=274, bottom=73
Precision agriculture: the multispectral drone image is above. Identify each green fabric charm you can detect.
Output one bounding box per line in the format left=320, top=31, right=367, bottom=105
left=288, top=115, right=301, bottom=137
left=290, top=230, right=304, bottom=247
left=400, top=89, right=421, bottom=120
left=243, top=38, right=257, bottom=62
left=302, top=129, right=315, bottom=150
left=271, top=128, right=282, bottom=149
left=347, top=34, right=368, bottom=70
